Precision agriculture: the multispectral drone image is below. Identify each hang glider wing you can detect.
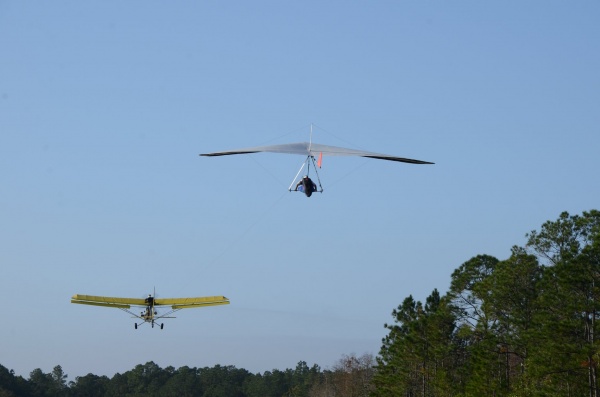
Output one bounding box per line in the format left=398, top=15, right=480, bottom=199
left=71, top=294, right=230, bottom=310
left=200, top=142, right=434, bottom=165
left=71, top=294, right=146, bottom=309
left=155, top=296, right=230, bottom=310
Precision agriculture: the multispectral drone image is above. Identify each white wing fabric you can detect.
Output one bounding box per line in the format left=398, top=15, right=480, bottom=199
left=200, top=142, right=433, bottom=165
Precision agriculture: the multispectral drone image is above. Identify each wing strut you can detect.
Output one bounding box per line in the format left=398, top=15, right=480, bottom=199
left=288, top=157, right=310, bottom=191
left=309, top=156, right=324, bottom=192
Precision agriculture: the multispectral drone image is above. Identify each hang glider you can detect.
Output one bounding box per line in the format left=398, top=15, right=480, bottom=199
left=71, top=293, right=230, bottom=329
left=200, top=142, right=434, bottom=165
left=200, top=141, right=433, bottom=197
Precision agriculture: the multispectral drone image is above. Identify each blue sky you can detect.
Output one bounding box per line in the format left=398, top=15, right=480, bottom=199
left=1, top=1, right=599, bottom=379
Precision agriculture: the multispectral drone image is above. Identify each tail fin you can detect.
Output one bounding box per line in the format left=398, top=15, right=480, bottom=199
left=317, top=152, right=323, bottom=168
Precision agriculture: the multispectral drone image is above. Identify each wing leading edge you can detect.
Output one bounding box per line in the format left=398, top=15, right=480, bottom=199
left=71, top=294, right=145, bottom=308
left=158, top=296, right=230, bottom=310
left=200, top=142, right=434, bottom=165
left=71, top=294, right=230, bottom=310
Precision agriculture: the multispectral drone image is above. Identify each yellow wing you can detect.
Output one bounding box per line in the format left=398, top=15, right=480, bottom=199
left=71, top=294, right=230, bottom=310
left=71, top=294, right=146, bottom=309
left=156, top=296, right=230, bottom=309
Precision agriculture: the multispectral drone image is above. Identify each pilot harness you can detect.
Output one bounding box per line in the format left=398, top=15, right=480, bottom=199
left=288, top=155, right=324, bottom=193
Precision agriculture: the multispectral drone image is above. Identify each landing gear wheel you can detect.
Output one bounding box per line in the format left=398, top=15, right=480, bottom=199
left=134, top=323, right=138, bottom=330
left=160, top=323, right=164, bottom=330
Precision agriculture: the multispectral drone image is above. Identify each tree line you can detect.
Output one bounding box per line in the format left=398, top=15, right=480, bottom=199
left=0, top=354, right=375, bottom=397
left=2, top=210, right=598, bottom=396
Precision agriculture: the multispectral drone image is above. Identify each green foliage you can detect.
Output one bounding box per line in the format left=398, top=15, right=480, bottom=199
left=375, top=209, right=600, bottom=397
left=373, top=289, right=458, bottom=396
left=2, top=360, right=355, bottom=397
left=27, top=365, right=69, bottom=397
left=523, top=211, right=600, bottom=396
left=69, top=373, right=110, bottom=397
left=0, top=364, right=31, bottom=397
left=0, top=357, right=378, bottom=397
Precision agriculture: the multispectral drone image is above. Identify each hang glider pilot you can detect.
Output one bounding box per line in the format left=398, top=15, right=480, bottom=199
left=295, top=175, right=317, bottom=197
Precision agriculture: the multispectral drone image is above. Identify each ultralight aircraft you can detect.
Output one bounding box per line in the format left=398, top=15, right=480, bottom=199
left=71, top=292, right=229, bottom=329
left=200, top=128, right=434, bottom=197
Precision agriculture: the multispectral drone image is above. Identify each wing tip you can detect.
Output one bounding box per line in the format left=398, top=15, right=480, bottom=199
left=200, top=151, right=261, bottom=157
left=363, top=155, right=434, bottom=164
